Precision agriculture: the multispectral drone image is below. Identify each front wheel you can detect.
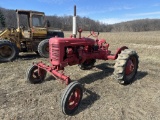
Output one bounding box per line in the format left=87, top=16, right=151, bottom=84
left=26, top=65, right=47, bottom=84
left=114, top=49, right=139, bottom=85
left=79, top=59, right=96, bottom=70
left=61, top=81, right=83, bottom=115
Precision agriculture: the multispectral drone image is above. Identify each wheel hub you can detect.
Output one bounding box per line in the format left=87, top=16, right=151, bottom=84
left=125, top=59, right=135, bottom=75
left=33, top=71, right=39, bottom=78
left=45, top=45, right=49, bottom=52
left=0, top=45, right=12, bottom=57
left=68, top=88, right=81, bottom=110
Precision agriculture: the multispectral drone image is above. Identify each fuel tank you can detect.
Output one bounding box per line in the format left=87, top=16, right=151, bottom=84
left=50, top=37, right=95, bottom=45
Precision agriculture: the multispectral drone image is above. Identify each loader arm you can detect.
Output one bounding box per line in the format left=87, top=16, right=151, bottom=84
left=0, top=29, right=11, bottom=39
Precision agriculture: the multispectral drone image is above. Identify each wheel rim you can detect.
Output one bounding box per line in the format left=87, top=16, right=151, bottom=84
left=27, top=65, right=47, bottom=83
left=67, top=88, right=81, bottom=110
left=45, top=45, right=49, bottom=52
left=125, top=56, right=137, bottom=76
left=31, top=67, right=40, bottom=80
left=29, top=66, right=46, bottom=81
left=0, top=45, right=13, bottom=58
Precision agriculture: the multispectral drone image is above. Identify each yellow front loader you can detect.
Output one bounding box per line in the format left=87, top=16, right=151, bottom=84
left=0, top=10, right=64, bottom=62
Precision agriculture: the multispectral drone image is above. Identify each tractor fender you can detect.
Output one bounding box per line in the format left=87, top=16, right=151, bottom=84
left=114, top=46, right=128, bottom=59
left=98, top=39, right=106, bottom=44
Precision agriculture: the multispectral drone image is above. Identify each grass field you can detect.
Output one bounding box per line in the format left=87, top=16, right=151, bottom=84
left=0, top=31, right=160, bottom=120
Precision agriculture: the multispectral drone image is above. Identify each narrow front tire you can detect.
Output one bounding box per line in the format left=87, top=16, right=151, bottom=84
left=26, top=65, right=47, bottom=84
left=61, top=81, right=83, bottom=115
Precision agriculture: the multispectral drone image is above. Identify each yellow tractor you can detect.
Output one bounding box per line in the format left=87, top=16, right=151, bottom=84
left=0, top=10, right=64, bottom=62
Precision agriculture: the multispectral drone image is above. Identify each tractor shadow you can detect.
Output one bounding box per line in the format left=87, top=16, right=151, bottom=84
left=78, top=63, right=114, bottom=85
left=73, top=63, right=148, bottom=114
left=73, top=88, right=100, bottom=115
left=0, top=53, right=40, bottom=63
left=73, top=63, right=113, bottom=115
left=78, top=62, right=148, bottom=85
left=133, top=71, right=148, bottom=83
left=45, top=75, right=56, bottom=81
left=18, top=53, right=41, bottom=60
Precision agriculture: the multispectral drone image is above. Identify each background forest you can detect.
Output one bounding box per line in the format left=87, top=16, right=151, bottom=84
left=1, top=7, right=160, bottom=32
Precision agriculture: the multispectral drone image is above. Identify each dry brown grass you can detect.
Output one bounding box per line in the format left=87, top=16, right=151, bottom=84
left=0, top=31, right=160, bottom=120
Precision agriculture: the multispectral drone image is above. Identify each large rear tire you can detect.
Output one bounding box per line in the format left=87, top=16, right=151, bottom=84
left=0, top=40, right=19, bottom=62
left=61, top=81, right=83, bottom=115
left=114, top=49, right=139, bottom=85
left=38, top=39, right=49, bottom=58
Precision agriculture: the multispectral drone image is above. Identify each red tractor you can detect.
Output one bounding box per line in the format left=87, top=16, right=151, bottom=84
left=26, top=6, right=139, bottom=115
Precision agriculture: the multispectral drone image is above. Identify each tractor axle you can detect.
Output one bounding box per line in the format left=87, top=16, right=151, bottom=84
left=35, top=62, right=71, bottom=85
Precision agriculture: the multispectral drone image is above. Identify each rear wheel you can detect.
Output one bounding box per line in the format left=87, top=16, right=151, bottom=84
left=61, top=81, right=83, bottom=115
left=38, top=39, right=49, bottom=58
left=26, top=65, right=47, bottom=84
left=0, top=40, right=19, bottom=62
left=114, top=49, right=139, bottom=85
left=79, top=59, right=96, bottom=70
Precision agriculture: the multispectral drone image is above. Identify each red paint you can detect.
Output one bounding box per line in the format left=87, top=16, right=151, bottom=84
left=125, top=60, right=134, bottom=75
left=68, top=88, right=81, bottom=110
left=125, top=57, right=136, bottom=76
left=34, top=31, right=128, bottom=85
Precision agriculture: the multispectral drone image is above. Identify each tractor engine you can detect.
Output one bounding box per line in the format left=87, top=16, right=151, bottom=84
left=49, top=37, right=96, bottom=67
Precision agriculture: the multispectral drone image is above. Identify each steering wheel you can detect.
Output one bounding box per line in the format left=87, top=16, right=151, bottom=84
left=88, top=30, right=99, bottom=38
left=90, top=31, right=99, bottom=37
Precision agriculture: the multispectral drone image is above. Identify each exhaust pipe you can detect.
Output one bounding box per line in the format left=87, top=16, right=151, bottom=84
left=73, top=5, right=77, bottom=38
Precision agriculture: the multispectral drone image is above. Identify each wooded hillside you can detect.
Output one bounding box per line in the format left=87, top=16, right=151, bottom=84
left=0, top=7, right=160, bottom=32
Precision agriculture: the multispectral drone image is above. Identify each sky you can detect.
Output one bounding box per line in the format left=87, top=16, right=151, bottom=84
left=0, top=0, right=160, bottom=24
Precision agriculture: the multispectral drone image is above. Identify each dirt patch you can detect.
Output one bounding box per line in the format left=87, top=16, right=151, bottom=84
left=0, top=31, right=160, bottom=120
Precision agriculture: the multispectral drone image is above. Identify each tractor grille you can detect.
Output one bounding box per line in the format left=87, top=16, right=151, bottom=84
left=51, top=44, right=59, bottom=61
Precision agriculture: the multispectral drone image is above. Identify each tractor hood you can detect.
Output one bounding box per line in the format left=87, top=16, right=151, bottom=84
left=49, top=37, right=95, bottom=46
